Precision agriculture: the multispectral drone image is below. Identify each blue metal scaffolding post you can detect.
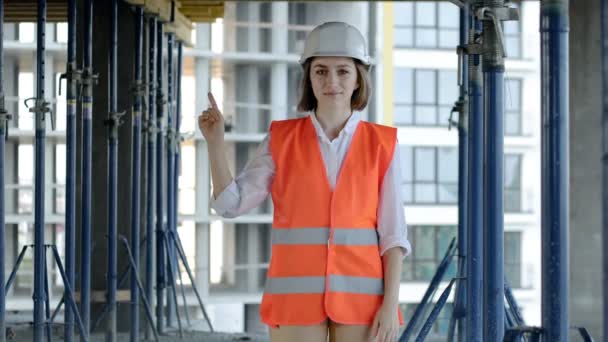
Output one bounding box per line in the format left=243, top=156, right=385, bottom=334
left=106, top=0, right=121, bottom=340
left=476, top=0, right=513, bottom=339
left=61, top=0, right=79, bottom=340
left=603, top=0, right=608, bottom=337
left=33, top=1, right=49, bottom=340
left=0, top=2, right=9, bottom=341
left=145, top=15, right=158, bottom=341
left=165, top=31, right=177, bottom=328
left=130, top=6, right=144, bottom=342
left=466, top=13, right=483, bottom=342
left=155, top=21, right=166, bottom=335
left=447, top=4, right=470, bottom=342
left=80, top=0, right=95, bottom=339
left=540, top=1, right=569, bottom=341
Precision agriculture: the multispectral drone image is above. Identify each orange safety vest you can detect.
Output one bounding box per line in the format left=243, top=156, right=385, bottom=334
left=260, top=115, right=404, bottom=327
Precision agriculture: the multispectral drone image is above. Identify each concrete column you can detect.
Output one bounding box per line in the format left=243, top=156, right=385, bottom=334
left=271, top=2, right=288, bottom=122
left=76, top=1, right=137, bottom=331
left=569, top=1, right=603, bottom=340
left=194, top=23, right=211, bottom=298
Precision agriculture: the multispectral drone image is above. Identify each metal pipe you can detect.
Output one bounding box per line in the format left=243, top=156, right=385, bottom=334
left=162, top=236, right=183, bottom=338
left=43, top=251, right=51, bottom=342
left=49, top=246, right=89, bottom=342
left=165, top=32, right=177, bottom=327
left=602, top=0, right=608, bottom=337
left=171, top=233, right=214, bottom=332
left=453, top=5, right=470, bottom=342
left=106, top=0, right=119, bottom=340
left=145, top=15, right=158, bottom=341
left=481, top=1, right=506, bottom=339
left=466, top=15, right=484, bottom=342
left=5, top=246, right=28, bottom=294
left=399, top=238, right=456, bottom=341
left=80, top=0, right=94, bottom=339
left=414, top=278, right=457, bottom=342
left=0, top=1, right=7, bottom=340
left=63, top=0, right=78, bottom=340
left=155, top=21, right=166, bottom=334
left=130, top=7, right=144, bottom=342
left=540, top=1, right=569, bottom=341
left=118, top=237, right=160, bottom=342
left=33, top=1, right=48, bottom=340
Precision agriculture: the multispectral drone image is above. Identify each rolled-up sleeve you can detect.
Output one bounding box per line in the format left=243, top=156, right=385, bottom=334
left=210, top=134, right=275, bottom=218
left=377, top=143, right=412, bottom=258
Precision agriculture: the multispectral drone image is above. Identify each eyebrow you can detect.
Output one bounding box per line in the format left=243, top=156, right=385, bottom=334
left=312, top=64, right=354, bottom=69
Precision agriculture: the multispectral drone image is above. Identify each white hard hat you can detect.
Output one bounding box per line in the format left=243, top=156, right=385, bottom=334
left=299, top=21, right=371, bottom=66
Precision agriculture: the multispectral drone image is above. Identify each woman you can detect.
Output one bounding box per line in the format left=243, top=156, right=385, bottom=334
left=199, top=22, right=411, bottom=342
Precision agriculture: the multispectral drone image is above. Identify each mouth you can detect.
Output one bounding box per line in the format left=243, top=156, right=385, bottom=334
left=323, top=92, right=342, bottom=96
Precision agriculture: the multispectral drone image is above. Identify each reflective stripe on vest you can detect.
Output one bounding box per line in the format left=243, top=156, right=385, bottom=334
left=264, top=275, right=383, bottom=295
left=271, top=227, right=379, bottom=245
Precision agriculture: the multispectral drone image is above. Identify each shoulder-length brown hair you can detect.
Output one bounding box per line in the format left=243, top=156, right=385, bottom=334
left=296, top=58, right=371, bottom=113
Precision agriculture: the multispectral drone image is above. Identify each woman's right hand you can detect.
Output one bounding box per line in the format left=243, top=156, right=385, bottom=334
left=198, top=92, right=225, bottom=145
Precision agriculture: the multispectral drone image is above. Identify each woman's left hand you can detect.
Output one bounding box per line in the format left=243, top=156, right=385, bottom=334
left=370, top=303, right=399, bottom=342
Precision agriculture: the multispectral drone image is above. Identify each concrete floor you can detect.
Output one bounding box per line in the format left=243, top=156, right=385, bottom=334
left=6, top=325, right=269, bottom=342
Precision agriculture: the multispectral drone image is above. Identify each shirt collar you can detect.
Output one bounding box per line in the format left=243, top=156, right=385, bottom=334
left=308, top=112, right=361, bottom=138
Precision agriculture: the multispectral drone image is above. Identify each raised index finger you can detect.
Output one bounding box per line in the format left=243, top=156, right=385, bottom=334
left=208, top=92, right=219, bottom=110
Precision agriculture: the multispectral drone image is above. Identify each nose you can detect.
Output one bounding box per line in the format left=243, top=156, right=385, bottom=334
left=326, top=70, right=339, bottom=86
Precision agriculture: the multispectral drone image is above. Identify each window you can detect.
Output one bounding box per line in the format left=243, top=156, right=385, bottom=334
left=503, top=7, right=522, bottom=59
left=394, top=68, right=457, bottom=127
left=400, top=146, right=458, bottom=204
left=401, top=146, right=522, bottom=210
left=402, top=226, right=457, bottom=282
left=505, top=78, right=522, bottom=135
left=394, top=68, right=522, bottom=132
left=401, top=227, right=522, bottom=287
left=400, top=302, right=454, bottom=337
left=505, top=231, right=522, bottom=288
left=504, top=154, right=522, bottom=212
left=394, top=2, right=459, bottom=49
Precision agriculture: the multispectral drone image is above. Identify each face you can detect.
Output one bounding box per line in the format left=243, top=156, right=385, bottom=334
left=309, top=57, right=360, bottom=108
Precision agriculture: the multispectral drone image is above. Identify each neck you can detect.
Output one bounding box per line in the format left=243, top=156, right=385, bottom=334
left=314, top=105, right=352, bottom=140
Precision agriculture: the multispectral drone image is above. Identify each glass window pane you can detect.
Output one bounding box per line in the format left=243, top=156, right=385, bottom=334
left=506, top=264, right=521, bottom=288
left=439, top=29, right=459, bottom=48
left=415, top=261, right=436, bottom=281
left=506, top=37, right=521, bottom=58
left=438, top=147, right=457, bottom=182
left=504, top=155, right=521, bottom=188
left=415, top=227, right=435, bottom=259
left=415, top=184, right=436, bottom=203
left=416, top=3, right=436, bottom=26
left=415, top=148, right=435, bottom=181
left=394, top=68, right=413, bottom=104
left=439, top=70, right=458, bottom=105
left=415, top=105, right=437, bottom=125
left=505, top=112, right=521, bottom=135
left=416, top=28, right=437, bottom=48
left=394, top=105, right=413, bottom=125
left=436, top=226, right=455, bottom=258
left=400, top=146, right=413, bottom=181
left=402, top=184, right=413, bottom=203
left=439, top=184, right=458, bottom=203
left=505, top=189, right=521, bottom=212
left=402, top=260, right=413, bottom=280
left=438, top=105, right=452, bottom=127
left=394, top=27, right=413, bottom=47
left=438, top=3, right=459, bottom=28
left=504, top=232, right=521, bottom=263
left=394, top=2, right=413, bottom=26
left=505, top=79, right=521, bottom=111
left=415, top=70, right=436, bottom=103
left=503, top=20, right=520, bottom=35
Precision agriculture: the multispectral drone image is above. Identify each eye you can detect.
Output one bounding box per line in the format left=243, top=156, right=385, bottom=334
left=315, top=69, right=327, bottom=75
left=338, top=69, right=350, bottom=75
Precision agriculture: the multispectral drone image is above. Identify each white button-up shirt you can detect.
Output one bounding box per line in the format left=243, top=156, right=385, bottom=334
left=211, top=112, right=412, bottom=257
